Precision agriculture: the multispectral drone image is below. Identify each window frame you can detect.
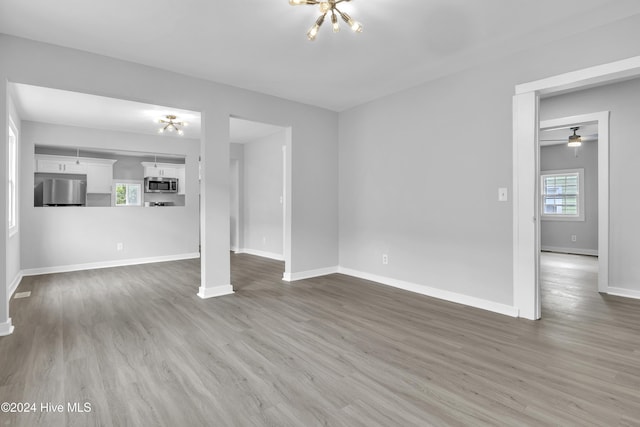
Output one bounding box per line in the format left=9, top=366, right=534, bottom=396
left=540, top=168, right=585, bottom=222
left=7, top=118, right=18, bottom=236
left=113, top=180, right=143, bottom=207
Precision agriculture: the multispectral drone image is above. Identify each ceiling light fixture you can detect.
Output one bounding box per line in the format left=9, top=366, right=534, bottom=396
left=289, top=0, right=362, bottom=41
left=157, top=115, right=187, bottom=136
left=568, top=127, right=582, bottom=147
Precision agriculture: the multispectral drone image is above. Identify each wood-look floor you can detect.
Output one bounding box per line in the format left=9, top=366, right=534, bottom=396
left=1, top=252, right=639, bottom=426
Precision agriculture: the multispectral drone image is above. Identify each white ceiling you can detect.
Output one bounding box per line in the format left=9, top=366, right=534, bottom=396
left=10, top=83, right=284, bottom=142
left=11, top=83, right=201, bottom=138
left=2, top=1, right=640, bottom=111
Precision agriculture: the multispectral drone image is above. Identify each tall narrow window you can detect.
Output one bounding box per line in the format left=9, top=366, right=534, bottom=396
left=541, top=168, right=584, bottom=221
left=8, top=120, right=18, bottom=233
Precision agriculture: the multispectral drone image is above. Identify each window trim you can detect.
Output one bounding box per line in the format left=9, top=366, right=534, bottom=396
left=540, top=168, right=585, bottom=222
left=7, top=118, right=18, bottom=236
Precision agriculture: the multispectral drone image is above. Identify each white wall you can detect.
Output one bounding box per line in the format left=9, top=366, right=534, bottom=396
left=338, top=13, right=640, bottom=310
left=20, top=121, right=199, bottom=271
left=540, top=142, right=598, bottom=255
left=241, top=131, right=285, bottom=259
left=0, top=34, right=339, bottom=330
left=540, top=77, right=640, bottom=293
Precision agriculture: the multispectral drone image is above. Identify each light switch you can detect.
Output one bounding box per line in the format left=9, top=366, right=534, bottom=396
left=498, top=187, right=508, bottom=202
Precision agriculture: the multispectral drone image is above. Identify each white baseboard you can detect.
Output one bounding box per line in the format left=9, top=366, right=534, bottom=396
left=541, top=246, right=598, bottom=256
left=234, top=248, right=284, bottom=261
left=21, top=253, right=201, bottom=276
left=0, top=318, right=14, bottom=336
left=606, top=286, right=640, bottom=300
left=338, top=267, right=519, bottom=318
left=8, top=272, right=24, bottom=299
left=197, top=284, right=234, bottom=299
left=283, top=266, right=339, bottom=282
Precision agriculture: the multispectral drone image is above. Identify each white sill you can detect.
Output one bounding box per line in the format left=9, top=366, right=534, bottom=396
left=541, top=215, right=584, bottom=222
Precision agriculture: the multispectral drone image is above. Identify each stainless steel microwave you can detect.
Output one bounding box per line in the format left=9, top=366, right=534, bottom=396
left=144, top=177, right=178, bottom=193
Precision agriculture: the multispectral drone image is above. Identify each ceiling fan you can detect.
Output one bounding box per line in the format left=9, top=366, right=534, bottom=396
left=540, top=126, right=598, bottom=147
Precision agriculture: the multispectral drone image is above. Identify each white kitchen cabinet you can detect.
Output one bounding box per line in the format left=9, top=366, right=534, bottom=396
left=36, top=156, right=87, bottom=174
left=141, top=162, right=178, bottom=178
left=177, top=166, right=186, bottom=195
left=86, top=160, right=116, bottom=193
left=35, top=155, right=116, bottom=194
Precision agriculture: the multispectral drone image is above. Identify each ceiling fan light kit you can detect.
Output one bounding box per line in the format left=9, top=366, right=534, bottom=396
left=567, top=127, right=582, bottom=147
left=157, top=115, right=187, bottom=136
left=290, top=0, right=362, bottom=41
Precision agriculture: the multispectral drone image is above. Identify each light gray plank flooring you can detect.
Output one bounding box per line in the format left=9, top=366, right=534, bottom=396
left=0, top=252, right=639, bottom=426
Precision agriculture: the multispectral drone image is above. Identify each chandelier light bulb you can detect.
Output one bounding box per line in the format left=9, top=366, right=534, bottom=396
left=307, top=24, right=320, bottom=41
left=331, top=12, right=340, bottom=32
left=307, top=13, right=326, bottom=41
left=318, top=1, right=330, bottom=13
left=178, top=129, right=184, bottom=136
left=158, top=128, right=164, bottom=134
left=349, top=19, right=362, bottom=33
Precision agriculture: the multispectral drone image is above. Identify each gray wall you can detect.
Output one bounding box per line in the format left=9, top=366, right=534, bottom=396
left=540, top=142, right=598, bottom=255
left=21, top=121, right=199, bottom=270
left=338, top=13, right=640, bottom=307
left=540, top=77, right=640, bottom=292
left=242, top=131, right=285, bottom=258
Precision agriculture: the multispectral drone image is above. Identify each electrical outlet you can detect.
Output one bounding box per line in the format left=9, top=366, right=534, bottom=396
left=117, top=242, right=123, bottom=251
left=571, top=235, right=577, bottom=242
left=382, top=254, right=389, bottom=265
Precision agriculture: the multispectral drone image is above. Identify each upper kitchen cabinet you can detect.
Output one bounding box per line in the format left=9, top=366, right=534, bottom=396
left=35, top=154, right=87, bottom=174
left=35, top=154, right=116, bottom=194
left=142, top=162, right=179, bottom=178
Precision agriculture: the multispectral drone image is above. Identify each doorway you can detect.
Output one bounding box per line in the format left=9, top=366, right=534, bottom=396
left=513, top=56, right=640, bottom=319
left=538, top=116, right=603, bottom=315
left=229, top=116, right=291, bottom=276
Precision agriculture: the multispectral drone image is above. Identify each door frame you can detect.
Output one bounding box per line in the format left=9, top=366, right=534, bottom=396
left=540, top=112, right=609, bottom=292
left=513, top=55, right=640, bottom=319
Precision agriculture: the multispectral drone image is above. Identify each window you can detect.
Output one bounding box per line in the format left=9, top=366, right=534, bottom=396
left=541, top=168, right=584, bottom=221
left=8, top=120, right=18, bottom=234
left=115, top=182, right=142, bottom=206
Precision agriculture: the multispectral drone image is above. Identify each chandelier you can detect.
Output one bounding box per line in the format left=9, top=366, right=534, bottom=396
left=289, top=0, right=362, bottom=41
left=158, top=115, right=187, bottom=135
